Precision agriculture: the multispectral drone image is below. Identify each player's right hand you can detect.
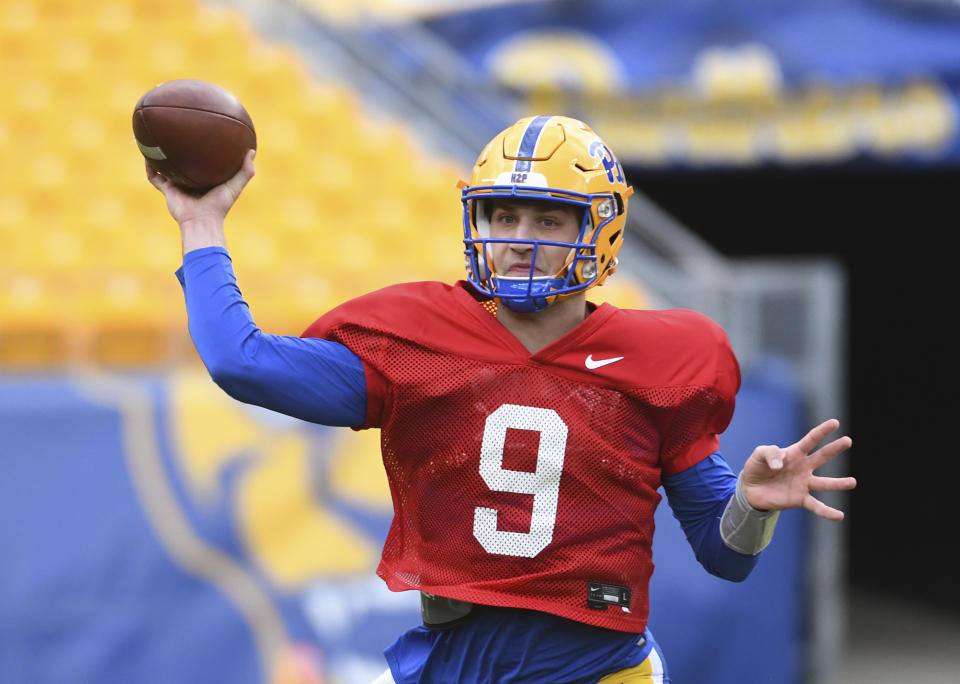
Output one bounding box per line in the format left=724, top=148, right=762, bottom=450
left=146, top=148, right=256, bottom=231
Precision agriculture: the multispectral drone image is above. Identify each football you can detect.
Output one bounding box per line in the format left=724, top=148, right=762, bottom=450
left=132, top=79, right=257, bottom=191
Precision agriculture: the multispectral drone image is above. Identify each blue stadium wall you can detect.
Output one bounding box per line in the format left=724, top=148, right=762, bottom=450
left=0, top=362, right=805, bottom=684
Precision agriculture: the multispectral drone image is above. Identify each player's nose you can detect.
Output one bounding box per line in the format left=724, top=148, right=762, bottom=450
left=512, top=216, right=537, bottom=241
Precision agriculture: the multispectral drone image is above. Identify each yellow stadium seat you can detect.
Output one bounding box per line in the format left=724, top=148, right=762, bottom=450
left=0, top=193, right=28, bottom=234
left=1, top=1, right=39, bottom=32
left=238, top=42, right=311, bottom=101
left=117, top=0, right=195, bottom=24
left=0, top=274, right=70, bottom=369
left=90, top=2, right=136, bottom=33
left=0, top=28, right=32, bottom=66
left=294, top=85, right=364, bottom=148
left=284, top=193, right=323, bottom=231
left=229, top=230, right=282, bottom=273
left=77, top=271, right=187, bottom=367
left=182, top=7, right=254, bottom=66
left=99, top=227, right=180, bottom=277
left=85, top=27, right=139, bottom=71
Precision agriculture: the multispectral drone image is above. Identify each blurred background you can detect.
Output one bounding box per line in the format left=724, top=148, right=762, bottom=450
left=1, top=0, right=958, bottom=682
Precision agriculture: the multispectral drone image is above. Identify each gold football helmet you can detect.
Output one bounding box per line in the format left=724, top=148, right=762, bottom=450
left=460, top=115, right=633, bottom=312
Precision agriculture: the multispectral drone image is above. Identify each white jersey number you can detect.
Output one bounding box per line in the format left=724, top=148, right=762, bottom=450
left=473, top=404, right=568, bottom=558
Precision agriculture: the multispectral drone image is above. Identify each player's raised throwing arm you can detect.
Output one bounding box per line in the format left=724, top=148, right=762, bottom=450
left=148, top=151, right=368, bottom=428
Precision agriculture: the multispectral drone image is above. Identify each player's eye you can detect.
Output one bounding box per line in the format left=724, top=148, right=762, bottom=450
left=541, top=215, right=568, bottom=229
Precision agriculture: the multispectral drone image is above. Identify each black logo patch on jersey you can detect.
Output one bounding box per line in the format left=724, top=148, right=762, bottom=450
left=587, top=581, right=631, bottom=610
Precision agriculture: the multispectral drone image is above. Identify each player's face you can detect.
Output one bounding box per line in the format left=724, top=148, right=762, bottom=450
left=487, top=201, right=582, bottom=278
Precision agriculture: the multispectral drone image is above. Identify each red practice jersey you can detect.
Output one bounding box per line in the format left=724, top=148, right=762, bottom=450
left=302, top=281, right=740, bottom=633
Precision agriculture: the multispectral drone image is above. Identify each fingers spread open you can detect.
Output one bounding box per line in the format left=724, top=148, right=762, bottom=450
left=803, top=493, right=845, bottom=521
left=809, top=475, right=857, bottom=492
left=809, top=435, right=853, bottom=469
left=795, top=418, right=840, bottom=454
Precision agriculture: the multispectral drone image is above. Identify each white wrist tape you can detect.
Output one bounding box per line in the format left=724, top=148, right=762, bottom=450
left=720, top=474, right=781, bottom=555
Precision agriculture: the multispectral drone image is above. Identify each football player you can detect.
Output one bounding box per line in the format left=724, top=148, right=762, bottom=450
left=148, top=115, right=855, bottom=683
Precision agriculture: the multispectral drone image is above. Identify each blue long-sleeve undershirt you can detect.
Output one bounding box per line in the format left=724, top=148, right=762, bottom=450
left=176, top=246, right=367, bottom=427
left=177, top=246, right=760, bottom=582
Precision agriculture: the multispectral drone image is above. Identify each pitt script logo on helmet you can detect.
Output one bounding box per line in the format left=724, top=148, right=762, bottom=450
left=459, top=115, right=633, bottom=313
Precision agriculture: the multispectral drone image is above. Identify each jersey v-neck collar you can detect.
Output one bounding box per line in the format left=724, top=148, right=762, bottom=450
left=451, top=282, right=618, bottom=364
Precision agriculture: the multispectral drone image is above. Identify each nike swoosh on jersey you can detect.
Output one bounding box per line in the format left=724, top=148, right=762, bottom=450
left=584, top=354, right=625, bottom=370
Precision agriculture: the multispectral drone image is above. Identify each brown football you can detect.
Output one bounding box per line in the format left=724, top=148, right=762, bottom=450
left=132, top=79, right=256, bottom=191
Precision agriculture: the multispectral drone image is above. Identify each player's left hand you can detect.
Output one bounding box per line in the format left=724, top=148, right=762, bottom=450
left=740, top=418, right=856, bottom=520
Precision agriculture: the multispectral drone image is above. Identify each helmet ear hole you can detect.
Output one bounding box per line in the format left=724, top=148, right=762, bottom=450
left=475, top=251, right=490, bottom=281
left=474, top=199, right=492, bottom=238
left=465, top=251, right=491, bottom=280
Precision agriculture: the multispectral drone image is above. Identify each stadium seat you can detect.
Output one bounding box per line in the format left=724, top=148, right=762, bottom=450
left=0, top=274, right=70, bottom=368
left=78, top=272, right=187, bottom=366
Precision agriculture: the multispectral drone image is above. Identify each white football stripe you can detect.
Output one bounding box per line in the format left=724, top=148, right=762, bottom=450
left=136, top=139, right=167, bottom=160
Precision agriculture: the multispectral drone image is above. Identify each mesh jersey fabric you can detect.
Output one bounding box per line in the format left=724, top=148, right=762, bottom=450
left=301, top=280, right=740, bottom=633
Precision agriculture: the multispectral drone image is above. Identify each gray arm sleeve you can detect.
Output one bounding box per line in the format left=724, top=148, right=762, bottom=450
left=720, top=474, right=781, bottom=555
